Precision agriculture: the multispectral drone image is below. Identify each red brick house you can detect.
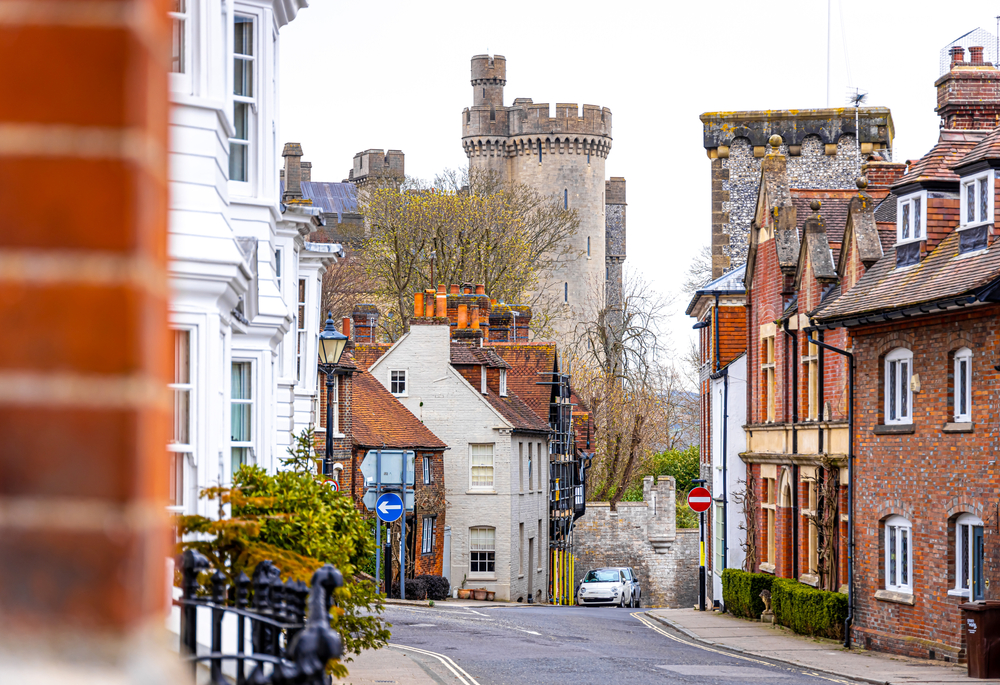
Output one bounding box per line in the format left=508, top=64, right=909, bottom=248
left=810, top=46, right=1000, bottom=662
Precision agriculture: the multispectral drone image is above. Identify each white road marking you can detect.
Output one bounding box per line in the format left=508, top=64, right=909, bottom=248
left=466, top=608, right=490, bottom=617
left=512, top=627, right=542, bottom=635
left=631, top=612, right=853, bottom=685
left=390, top=643, right=482, bottom=685
left=408, top=623, right=436, bottom=627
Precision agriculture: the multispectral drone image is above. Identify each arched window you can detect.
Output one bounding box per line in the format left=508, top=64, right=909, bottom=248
left=884, top=515, right=912, bottom=593
left=955, top=513, right=984, bottom=599
left=884, top=348, right=913, bottom=425
left=470, top=526, right=496, bottom=575
left=954, top=347, right=972, bottom=423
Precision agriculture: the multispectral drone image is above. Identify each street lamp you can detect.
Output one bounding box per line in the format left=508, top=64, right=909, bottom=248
left=318, top=312, right=348, bottom=476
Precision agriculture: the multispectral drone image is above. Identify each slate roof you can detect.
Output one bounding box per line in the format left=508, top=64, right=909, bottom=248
left=684, top=264, right=746, bottom=316
left=450, top=343, right=510, bottom=369
left=892, top=130, right=986, bottom=188
left=811, top=231, right=1000, bottom=323
left=953, top=124, right=1000, bottom=170
left=488, top=343, right=558, bottom=424
left=873, top=194, right=897, bottom=223
left=351, top=368, right=447, bottom=450
left=280, top=181, right=358, bottom=221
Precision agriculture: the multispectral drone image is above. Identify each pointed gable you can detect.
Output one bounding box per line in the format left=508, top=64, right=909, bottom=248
left=746, top=144, right=799, bottom=291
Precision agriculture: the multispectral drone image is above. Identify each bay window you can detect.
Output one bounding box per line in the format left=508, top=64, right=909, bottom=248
left=168, top=330, right=193, bottom=509
left=168, top=0, right=189, bottom=74
left=296, top=279, right=306, bottom=382
left=230, top=15, right=255, bottom=184
left=231, top=361, right=253, bottom=476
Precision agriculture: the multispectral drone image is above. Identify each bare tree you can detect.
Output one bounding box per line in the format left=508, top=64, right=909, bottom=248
left=682, top=244, right=713, bottom=296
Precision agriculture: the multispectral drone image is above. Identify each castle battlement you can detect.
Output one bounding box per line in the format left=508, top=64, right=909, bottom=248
left=463, top=102, right=612, bottom=142
left=471, top=54, right=506, bottom=84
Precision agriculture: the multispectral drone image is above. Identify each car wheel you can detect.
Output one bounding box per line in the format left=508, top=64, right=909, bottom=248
left=634, top=593, right=641, bottom=608
left=619, top=592, right=626, bottom=608
left=628, top=593, right=635, bottom=608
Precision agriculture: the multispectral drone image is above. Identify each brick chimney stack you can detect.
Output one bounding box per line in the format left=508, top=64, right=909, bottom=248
left=301, top=161, right=312, bottom=182
left=936, top=45, right=1000, bottom=130
left=351, top=304, right=379, bottom=343
left=282, top=142, right=304, bottom=201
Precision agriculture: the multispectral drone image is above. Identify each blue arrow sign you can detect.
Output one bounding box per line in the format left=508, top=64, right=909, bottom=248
left=376, top=492, right=404, bottom=523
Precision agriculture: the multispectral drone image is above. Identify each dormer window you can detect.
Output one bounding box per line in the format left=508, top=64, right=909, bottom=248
left=500, top=369, right=508, bottom=397
left=959, top=170, right=993, bottom=254
left=896, top=192, right=926, bottom=244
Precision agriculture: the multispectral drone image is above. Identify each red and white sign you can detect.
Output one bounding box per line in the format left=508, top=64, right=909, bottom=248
left=687, top=487, right=712, bottom=513
left=324, top=479, right=339, bottom=492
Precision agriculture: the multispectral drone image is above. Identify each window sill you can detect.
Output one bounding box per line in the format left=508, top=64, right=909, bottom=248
left=468, top=575, right=497, bottom=582
left=798, top=573, right=820, bottom=588
left=942, top=422, right=973, bottom=433
left=947, top=588, right=972, bottom=598
left=518, top=574, right=524, bottom=579
left=875, top=589, right=915, bottom=605
left=760, top=563, right=776, bottom=575
left=874, top=423, right=915, bottom=435
left=391, top=394, right=408, bottom=399
left=466, top=489, right=497, bottom=495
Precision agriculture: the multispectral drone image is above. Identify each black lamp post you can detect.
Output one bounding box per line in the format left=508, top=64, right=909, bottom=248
left=318, top=312, right=348, bottom=476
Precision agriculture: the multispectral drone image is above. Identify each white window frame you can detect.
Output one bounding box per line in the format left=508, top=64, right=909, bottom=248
left=480, top=365, right=488, bottom=394
left=317, top=372, right=340, bottom=436
left=954, top=347, right=972, bottom=423
left=884, top=515, right=913, bottom=594
left=469, top=526, right=496, bottom=576
left=421, top=516, right=435, bottom=555
left=230, top=360, right=254, bottom=478
left=896, top=191, right=927, bottom=245
left=229, top=13, right=256, bottom=189
left=469, top=443, right=495, bottom=490
left=959, top=170, right=994, bottom=230
left=275, top=248, right=283, bottom=294
left=168, top=329, right=194, bottom=510
left=295, top=278, right=306, bottom=383
left=884, top=348, right=913, bottom=425
left=713, top=501, right=724, bottom=574
left=422, top=455, right=432, bottom=484
left=390, top=369, right=407, bottom=397
left=527, top=442, right=533, bottom=491
left=499, top=368, right=508, bottom=397
left=168, top=0, right=192, bottom=92
left=953, top=513, right=985, bottom=598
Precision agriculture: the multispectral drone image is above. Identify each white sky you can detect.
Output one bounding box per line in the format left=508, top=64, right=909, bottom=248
left=280, top=0, right=1000, bottom=354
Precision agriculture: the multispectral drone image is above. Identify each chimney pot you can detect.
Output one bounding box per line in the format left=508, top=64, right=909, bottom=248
left=436, top=293, right=447, bottom=318
left=450, top=284, right=459, bottom=295
left=458, top=304, right=468, bottom=329
left=414, top=292, right=424, bottom=318
left=970, top=46, right=984, bottom=65
left=470, top=305, right=480, bottom=329
left=342, top=317, right=351, bottom=338
left=950, top=45, right=966, bottom=66
left=437, top=283, right=446, bottom=294
left=475, top=284, right=485, bottom=295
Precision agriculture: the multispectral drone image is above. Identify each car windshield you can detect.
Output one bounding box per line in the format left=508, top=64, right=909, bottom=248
left=583, top=570, right=620, bottom=583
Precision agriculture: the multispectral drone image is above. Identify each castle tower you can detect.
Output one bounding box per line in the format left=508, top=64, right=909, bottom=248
left=462, top=54, right=614, bottom=346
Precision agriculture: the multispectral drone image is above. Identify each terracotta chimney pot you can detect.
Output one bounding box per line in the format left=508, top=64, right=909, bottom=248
left=414, top=292, right=424, bottom=318
left=970, top=46, right=984, bottom=64
left=342, top=317, right=351, bottom=338
left=950, top=45, right=966, bottom=65
left=475, top=284, right=485, bottom=295
left=458, top=304, right=468, bottom=329
left=436, top=293, right=447, bottom=318
left=437, top=283, right=446, bottom=294
left=470, top=305, right=480, bottom=329
left=450, top=284, right=459, bottom=295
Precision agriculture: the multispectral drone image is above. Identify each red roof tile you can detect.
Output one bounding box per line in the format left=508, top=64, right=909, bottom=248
left=352, top=343, right=392, bottom=370
left=450, top=343, right=510, bottom=368
left=893, top=130, right=986, bottom=188
left=488, top=343, right=558, bottom=424
left=483, top=387, right=551, bottom=433
left=351, top=369, right=447, bottom=450
left=953, top=124, right=1000, bottom=170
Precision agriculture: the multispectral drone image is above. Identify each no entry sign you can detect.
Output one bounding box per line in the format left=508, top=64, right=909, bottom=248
left=687, top=487, right=712, bottom=513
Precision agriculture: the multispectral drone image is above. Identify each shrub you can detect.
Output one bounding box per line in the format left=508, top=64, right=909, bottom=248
left=770, top=578, right=847, bottom=639
left=721, top=568, right=773, bottom=619
left=388, top=577, right=428, bottom=600
left=414, top=575, right=450, bottom=601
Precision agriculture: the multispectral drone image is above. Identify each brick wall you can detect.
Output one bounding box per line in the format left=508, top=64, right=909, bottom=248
left=573, top=477, right=699, bottom=607
left=850, top=306, right=1000, bottom=661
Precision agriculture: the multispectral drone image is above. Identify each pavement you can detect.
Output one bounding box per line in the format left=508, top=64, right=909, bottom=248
left=648, top=608, right=1000, bottom=685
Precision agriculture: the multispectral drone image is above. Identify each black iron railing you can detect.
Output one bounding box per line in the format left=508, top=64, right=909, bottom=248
left=176, top=550, right=343, bottom=684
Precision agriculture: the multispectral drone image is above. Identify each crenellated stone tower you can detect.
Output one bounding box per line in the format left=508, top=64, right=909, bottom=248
left=462, top=54, right=620, bottom=347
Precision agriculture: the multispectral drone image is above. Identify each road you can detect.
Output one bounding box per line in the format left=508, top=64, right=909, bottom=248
left=380, top=604, right=861, bottom=685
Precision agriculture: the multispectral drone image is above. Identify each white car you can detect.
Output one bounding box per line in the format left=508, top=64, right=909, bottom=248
left=577, top=568, right=638, bottom=607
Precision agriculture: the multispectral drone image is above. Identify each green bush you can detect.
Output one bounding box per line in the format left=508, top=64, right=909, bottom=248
left=771, top=578, right=848, bottom=639
left=721, top=568, right=772, bottom=619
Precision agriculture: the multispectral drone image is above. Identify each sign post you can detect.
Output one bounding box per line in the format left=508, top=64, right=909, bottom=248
left=688, top=481, right=712, bottom=612
left=375, top=449, right=382, bottom=591
left=400, top=460, right=408, bottom=600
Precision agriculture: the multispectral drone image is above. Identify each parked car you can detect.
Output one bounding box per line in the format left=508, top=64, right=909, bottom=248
left=577, top=567, right=640, bottom=607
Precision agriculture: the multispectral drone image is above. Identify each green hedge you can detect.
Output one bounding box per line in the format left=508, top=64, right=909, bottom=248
left=721, top=568, right=773, bottom=619
left=770, top=577, right=848, bottom=639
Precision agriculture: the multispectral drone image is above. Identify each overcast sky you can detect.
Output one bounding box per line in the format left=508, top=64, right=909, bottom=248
left=280, top=0, right=999, bottom=353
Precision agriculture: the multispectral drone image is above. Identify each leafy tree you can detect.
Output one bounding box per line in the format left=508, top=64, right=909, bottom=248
left=620, top=446, right=701, bottom=528
left=176, top=433, right=390, bottom=678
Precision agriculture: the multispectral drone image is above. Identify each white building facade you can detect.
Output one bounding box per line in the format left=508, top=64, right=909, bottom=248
left=367, top=321, right=550, bottom=602
left=166, top=0, right=335, bottom=516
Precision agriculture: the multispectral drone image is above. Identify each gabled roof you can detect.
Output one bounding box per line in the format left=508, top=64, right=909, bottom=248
left=953, top=124, right=1000, bottom=171
left=450, top=343, right=510, bottom=368
left=746, top=152, right=799, bottom=290
left=873, top=193, right=897, bottom=223
left=488, top=343, right=558, bottom=424
left=836, top=192, right=884, bottom=277
left=794, top=210, right=837, bottom=289
left=483, top=388, right=551, bottom=433
left=892, top=130, right=986, bottom=189
left=684, top=264, right=746, bottom=316
left=811, top=231, right=1000, bottom=324
left=352, top=343, right=392, bottom=370
left=351, top=368, right=447, bottom=450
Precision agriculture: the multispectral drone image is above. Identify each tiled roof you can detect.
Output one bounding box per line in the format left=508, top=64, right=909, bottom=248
left=351, top=368, right=447, bottom=450
left=488, top=343, right=558, bottom=423
left=450, top=343, right=510, bottom=368
left=892, top=130, right=986, bottom=188
left=352, top=343, right=391, bottom=370
left=811, top=231, right=1000, bottom=323
left=873, top=194, right=897, bottom=223
left=791, top=192, right=851, bottom=245
left=876, top=225, right=896, bottom=254
left=483, top=387, right=551, bottom=433
left=953, top=124, right=1000, bottom=170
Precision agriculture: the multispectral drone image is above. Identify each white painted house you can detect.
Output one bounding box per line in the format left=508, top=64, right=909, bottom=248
left=166, top=0, right=338, bottom=516
left=367, top=318, right=551, bottom=602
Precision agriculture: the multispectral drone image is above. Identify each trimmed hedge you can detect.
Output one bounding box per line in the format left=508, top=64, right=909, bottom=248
left=771, top=577, right=847, bottom=639
left=414, top=575, right=450, bottom=601
left=721, top=568, right=772, bottom=619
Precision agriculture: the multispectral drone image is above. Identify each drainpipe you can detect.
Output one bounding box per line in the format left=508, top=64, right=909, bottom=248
left=713, top=294, right=722, bottom=372
left=782, top=318, right=799, bottom=579
left=806, top=327, right=854, bottom=649
left=817, top=330, right=825, bottom=453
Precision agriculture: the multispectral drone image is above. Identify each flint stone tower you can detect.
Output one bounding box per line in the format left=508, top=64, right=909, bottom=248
left=462, top=54, right=620, bottom=346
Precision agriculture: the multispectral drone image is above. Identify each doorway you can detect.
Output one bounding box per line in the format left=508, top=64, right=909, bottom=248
left=527, top=538, right=534, bottom=598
